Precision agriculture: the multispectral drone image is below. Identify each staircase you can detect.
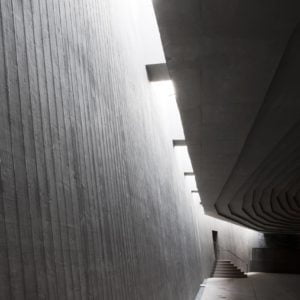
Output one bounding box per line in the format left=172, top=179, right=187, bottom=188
left=212, top=260, right=247, bottom=278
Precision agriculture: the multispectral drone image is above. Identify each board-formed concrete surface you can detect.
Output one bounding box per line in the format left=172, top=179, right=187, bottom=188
left=198, top=273, right=300, bottom=300
left=0, top=0, right=265, bottom=299
left=153, top=0, right=300, bottom=233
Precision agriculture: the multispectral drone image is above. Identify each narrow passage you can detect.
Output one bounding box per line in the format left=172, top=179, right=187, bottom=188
left=197, top=273, right=300, bottom=300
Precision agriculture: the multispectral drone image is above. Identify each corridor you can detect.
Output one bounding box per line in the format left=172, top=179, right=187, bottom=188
left=198, top=273, right=300, bottom=300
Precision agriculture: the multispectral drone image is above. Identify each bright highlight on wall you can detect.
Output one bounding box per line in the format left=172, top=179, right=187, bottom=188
left=151, top=80, right=201, bottom=202
left=141, top=0, right=201, bottom=203
left=185, top=175, right=197, bottom=191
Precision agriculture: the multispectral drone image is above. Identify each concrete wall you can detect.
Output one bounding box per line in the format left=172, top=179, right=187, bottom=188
left=0, top=0, right=263, bottom=299
left=250, top=234, right=300, bottom=273
left=208, top=215, right=265, bottom=273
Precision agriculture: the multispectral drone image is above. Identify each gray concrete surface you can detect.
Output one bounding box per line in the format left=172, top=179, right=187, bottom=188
left=153, top=0, right=300, bottom=233
left=0, top=0, right=265, bottom=299
left=197, top=273, right=300, bottom=300
left=251, top=248, right=300, bottom=273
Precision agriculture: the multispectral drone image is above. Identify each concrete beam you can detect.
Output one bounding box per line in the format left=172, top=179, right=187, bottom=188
left=146, top=63, right=170, bottom=81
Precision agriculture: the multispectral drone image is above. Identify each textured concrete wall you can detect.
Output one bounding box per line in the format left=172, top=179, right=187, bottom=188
left=191, top=206, right=265, bottom=275
left=250, top=234, right=300, bottom=273
left=0, top=0, right=263, bottom=299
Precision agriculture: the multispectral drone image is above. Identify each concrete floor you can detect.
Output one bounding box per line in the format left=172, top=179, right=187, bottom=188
left=196, top=273, right=300, bottom=300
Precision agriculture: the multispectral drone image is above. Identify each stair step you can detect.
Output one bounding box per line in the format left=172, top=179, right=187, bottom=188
left=214, top=272, right=244, bottom=275
left=215, top=270, right=240, bottom=272
left=215, top=268, right=241, bottom=272
left=216, top=266, right=237, bottom=269
left=214, top=272, right=246, bottom=274
left=215, top=272, right=241, bottom=274
left=212, top=259, right=247, bottom=279
left=216, top=266, right=238, bottom=270
left=215, top=270, right=239, bottom=272
left=214, top=270, right=243, bottom=273
left=213, top=275, right=247, bottom=278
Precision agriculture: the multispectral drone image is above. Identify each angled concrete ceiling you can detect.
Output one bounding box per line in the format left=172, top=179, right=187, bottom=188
left=152, top=0, right=300, bottom=232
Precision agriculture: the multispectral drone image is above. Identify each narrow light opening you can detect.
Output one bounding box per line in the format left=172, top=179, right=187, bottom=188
left=151, top=80, right=201, bottom=201
left=141, top=0, right=201, bottom=202
left=185, top=175, right=197, bottom=191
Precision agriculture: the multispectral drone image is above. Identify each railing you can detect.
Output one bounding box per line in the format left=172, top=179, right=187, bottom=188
left=216, top=246, right=249, bottom=272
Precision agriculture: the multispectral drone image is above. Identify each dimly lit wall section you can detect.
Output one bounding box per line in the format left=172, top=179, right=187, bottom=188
left=0, top=0, right=263, bottom=299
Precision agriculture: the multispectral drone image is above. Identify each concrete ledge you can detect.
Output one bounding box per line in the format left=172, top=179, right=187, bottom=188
left=146, top=63, right=170, bottom=81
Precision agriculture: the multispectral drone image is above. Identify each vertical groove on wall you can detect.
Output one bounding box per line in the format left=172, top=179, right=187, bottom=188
left=0, top=0, right=214, bottom=299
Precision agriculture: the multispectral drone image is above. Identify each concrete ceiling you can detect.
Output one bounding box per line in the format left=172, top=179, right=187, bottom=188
left=152, top=0, right=300, bottom=232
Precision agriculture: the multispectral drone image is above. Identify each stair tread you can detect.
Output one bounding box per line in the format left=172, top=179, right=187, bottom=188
left=213, top=276, right=247, bottom=278
left=214, top=270, right=243, bottom=272
left=213, top=274, right=247, bottom=276
left=215, top=268, right=236, bottom=270
left=212, top=260, right=247, bottom=279
left=214, top=272, right=244, bottom=275
left=215, top=272, right=242, bottom=274
left=216, top=266, right=238, bottom=270
left=216, top=266, right=238, bottom=269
